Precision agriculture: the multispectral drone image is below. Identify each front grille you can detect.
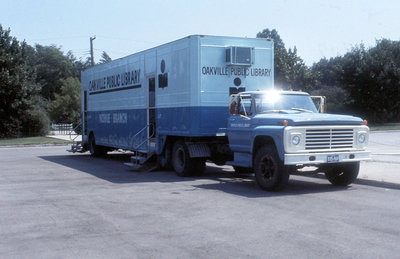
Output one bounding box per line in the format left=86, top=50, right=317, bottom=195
left=305, top=128, right=354, bottom=150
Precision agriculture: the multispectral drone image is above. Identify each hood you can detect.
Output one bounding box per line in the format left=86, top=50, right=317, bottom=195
left=253, top=112, right=364, bottom=126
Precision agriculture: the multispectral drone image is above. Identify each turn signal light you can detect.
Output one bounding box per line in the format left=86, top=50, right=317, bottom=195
left=363, top=120, right=368, bottom=125
left=283, top=120, right=288, bottom=126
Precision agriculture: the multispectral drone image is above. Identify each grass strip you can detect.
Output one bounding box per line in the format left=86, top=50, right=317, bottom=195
left=0, top=137, right=73, bottom=146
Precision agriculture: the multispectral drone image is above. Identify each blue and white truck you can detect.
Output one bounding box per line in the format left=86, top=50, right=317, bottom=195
left=74, top=35, right=370, bottom=191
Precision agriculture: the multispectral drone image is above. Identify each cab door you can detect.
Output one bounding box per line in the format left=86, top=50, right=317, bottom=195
left=227, top=94, right=254, bottom=153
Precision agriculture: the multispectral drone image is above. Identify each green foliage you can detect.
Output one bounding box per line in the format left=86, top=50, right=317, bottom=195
left=33, top=45, right=78, bottom=100
left=311, top=85, right=350, bottom=114
left=312, top=40, right=400, bottom=122
left=0, top=25, right=47, bottom=137
left=49, top=77, right=81, bottom=125
left=257, top=29, right=288, bottom=88
left=0, top=24, right=90, bottom=138
left=0, top=136, right=72, bottom=146
left=258, top=28, right=400, bottom=123
left=342, top=40, right=400, bottom=122
left=310, top=57, right=350, bottom=114
left=100, top=51, right=112, bottom=64
left=21, top=95, right=50, bottom=136
left=257, top=29, right=313, bottom=91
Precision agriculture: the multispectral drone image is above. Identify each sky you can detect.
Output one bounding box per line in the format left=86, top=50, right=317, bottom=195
left=2, top=0, right=399, bottom=66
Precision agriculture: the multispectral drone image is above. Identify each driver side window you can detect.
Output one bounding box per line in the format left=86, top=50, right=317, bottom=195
left=239, top=97, right=252, bottom=116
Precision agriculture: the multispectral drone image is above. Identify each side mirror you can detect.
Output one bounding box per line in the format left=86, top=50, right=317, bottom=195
left=311, top=96, right=326, bottom=113
left=229, top=94, right=239, bottom=115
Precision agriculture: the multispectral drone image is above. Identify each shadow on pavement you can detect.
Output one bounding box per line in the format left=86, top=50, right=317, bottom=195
left=293, top=172, right=400, bottom=191
left=40, top=153, right=365, bottom=197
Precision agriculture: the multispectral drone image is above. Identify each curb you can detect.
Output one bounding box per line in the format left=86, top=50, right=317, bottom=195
left=0, top=143, right=72, bottom=148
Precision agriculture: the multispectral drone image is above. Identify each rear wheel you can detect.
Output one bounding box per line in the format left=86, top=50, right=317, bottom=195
left=89, top=134, right=107, bottom=157
left=192, top=158, right=206, bottom=176
left=172, top=141, right=205, bottom=177
left=254, top=145, right=289, bottom=191
left=325, top=162, right=360, bottom=186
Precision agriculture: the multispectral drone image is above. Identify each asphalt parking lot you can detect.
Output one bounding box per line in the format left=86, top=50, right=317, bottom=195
left=1, top=131, right=399, bottom=258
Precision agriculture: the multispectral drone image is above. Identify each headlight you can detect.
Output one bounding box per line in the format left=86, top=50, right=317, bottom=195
left=358, top=133, right=366, bottom=143
left=355, top=128, right=369, bottom=148
left=292, top=135, right=301, bottom=145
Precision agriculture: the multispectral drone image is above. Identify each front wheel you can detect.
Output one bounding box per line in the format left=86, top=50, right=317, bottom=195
left=325, top=162, right=360, bottom=186
left=254, top=146, right=289, bottom=191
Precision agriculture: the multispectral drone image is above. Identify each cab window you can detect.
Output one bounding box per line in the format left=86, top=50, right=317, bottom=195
left=239, top=96, right=252, bottom=116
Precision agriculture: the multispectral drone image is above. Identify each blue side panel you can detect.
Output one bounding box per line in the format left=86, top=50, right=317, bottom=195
left=158, top=106, right=229, bottom=136
left=87, top=109, right=147, bottom=149
left=87, top=106, right=229, bottom=151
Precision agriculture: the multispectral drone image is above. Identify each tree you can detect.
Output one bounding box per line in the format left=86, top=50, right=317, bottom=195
left=285, top=47, right=315, bottom=91
left=99, top=51, right=112, bottom=64
left=311, top=39, right=400, bottom=122
left=49, top=77, right=81, bottom=125
left=310, top=57, right=351, bottom=113
left=33, top=44, right=77, bottom=100
left=257, top=29, right=288, bottom=88
left=341, top=40, right=400, bottom=122
left=257, top=29, right=313, bottom=91
left=0, top=25, right=49, bottom=137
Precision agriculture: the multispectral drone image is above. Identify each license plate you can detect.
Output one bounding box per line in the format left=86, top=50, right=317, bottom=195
left=327, top=154, right=339, bottom=163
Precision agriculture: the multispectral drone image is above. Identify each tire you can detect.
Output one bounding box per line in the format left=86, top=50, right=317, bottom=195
left=192, top=158, right=206, bottom=176
left=171, top=141, right=205, bottom=177
left=325, top=162, right=360, bottom=186
left=254, top=146, right=290, bottom=191
left=89, top=134, right=107, bottom=157
left=233, top=166, right=253, bottom=175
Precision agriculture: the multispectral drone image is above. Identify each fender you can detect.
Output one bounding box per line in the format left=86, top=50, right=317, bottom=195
left=252, top=125, right=286, bottom=162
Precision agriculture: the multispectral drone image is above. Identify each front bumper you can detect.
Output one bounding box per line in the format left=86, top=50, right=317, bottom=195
left=284, top=151, right=370, bottom=165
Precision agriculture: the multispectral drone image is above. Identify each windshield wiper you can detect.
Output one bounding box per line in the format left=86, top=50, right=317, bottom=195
left=259, top=110, right=287, bottom=114
left=291, top=108, right=313, bottom=113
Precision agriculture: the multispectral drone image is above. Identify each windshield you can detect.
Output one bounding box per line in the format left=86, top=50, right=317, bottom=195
left=254, top=93, right=318, bottom=113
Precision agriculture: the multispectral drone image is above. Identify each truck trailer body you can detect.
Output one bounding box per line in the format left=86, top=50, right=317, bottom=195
left=76, top=35, right=370, bottom=191
left=81, top=35, right=273, bottom=153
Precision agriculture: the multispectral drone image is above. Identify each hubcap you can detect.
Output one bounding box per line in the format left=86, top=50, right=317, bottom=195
left=259, top=155, right=275, bottom=181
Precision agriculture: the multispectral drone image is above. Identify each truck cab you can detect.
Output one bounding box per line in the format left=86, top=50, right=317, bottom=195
left=227, top=90, right=370, bottom=191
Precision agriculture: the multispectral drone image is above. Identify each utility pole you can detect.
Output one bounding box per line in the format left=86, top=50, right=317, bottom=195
left=90, top=36, right=96, bottom=66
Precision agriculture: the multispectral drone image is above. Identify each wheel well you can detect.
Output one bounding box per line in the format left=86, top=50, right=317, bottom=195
left=252, top=135, right=277, bottom=168
left=253, top=135, right=276, bottom=155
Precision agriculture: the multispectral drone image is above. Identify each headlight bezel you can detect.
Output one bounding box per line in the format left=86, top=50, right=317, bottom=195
left=355, top=129, right=369, bottom=148
left=284, top=128, right=306, bottom=153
